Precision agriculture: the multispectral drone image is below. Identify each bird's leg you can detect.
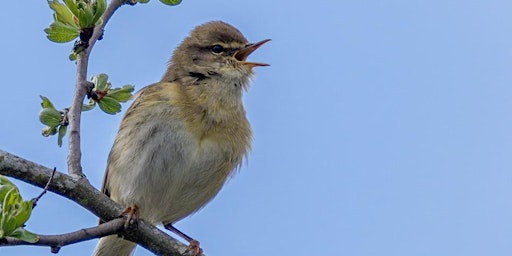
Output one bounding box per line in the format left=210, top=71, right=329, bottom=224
left=164, top=223, right=203, bottom=256
left=119, top=204, right=139, bottom=230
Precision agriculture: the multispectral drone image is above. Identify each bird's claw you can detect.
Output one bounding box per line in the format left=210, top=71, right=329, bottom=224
left=119, top=204, right=139, bottom=231
left=182, top=239, right=203, bottom=256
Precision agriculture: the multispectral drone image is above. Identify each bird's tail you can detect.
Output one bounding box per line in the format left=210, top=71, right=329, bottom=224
left=93, top=235, right=136, bottom=256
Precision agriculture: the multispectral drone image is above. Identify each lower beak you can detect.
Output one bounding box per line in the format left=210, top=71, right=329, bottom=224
left=234, top=39, right=271, bottom=67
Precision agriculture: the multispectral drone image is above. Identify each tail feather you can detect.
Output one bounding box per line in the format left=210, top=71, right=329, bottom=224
left=93, top=235, right=136, bottom=256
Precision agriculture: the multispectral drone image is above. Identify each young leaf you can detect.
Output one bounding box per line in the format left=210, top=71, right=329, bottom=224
left=82, top=101, right=96, bottom=111
left=98, top=96, right=121, bottom=115
left=69, top=51, right=77, bottom=61
left=40, top=96, right=55, bottom=109
left=57, top=125, right=67, bottom=147
left=63, top=0, right=79, bottom=17
left=92, top=0, right=106, bottom=25
left=77, top=9, right=93, bottom=29
left=47, top=0, right=77, bottom=26
left=107, top=85, right=135, bottom=102
left=44, top=22, right=80, bottom=43
left=12, top=201, right=32, bottom=229
left=159, top=0, right=182, bottom=6
left=0, top=215, right=17, bottom=239
left=0, top=176, right=38, bottom=243
left=9, top=228, right=39, bottom=243
left=0, top=175, right=15, bottom=186
left=1, top=188, right=19, bottom=237
left=42, top=126, right=58, bottom=137
left=93, top=73, right=110, bottom=91
left=39, top=108, right=62, bottom=127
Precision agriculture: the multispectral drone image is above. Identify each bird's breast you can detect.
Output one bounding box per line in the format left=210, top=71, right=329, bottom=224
left=108, top=82, right=251, bottom=224
left=126, top=121, right=247, bottom=224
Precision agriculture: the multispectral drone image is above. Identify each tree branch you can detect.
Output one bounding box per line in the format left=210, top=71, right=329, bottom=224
left=67, top=0, right=127, bottom=177
left=1, top=218, right=125, bottom=252
left=0, top=149, right=193, bottom=256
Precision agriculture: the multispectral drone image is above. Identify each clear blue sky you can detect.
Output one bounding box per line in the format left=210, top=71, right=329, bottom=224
left=2, top=1, right=512, bottom=255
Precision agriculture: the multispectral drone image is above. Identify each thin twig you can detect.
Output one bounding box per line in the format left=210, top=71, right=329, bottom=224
left=67, top=0, right=127, bottom=177
left=32, top=167, right=56, bottom=208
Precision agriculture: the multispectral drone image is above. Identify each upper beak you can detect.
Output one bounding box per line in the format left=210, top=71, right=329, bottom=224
left=234, top=39, right=271, bottom=68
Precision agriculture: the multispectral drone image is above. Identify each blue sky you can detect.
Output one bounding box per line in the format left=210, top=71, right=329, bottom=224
left=2, top=1, right=512, bottom=255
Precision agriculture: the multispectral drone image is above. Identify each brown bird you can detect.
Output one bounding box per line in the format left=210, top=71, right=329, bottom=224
left=92, top=21, right=269, bottom=256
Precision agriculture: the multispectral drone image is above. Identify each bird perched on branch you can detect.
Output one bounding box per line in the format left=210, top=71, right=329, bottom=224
left=92, top=21, right=270, bottom=256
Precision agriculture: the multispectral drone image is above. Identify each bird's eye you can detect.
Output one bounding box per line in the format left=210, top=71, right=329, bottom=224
left=211, top=44, right=224, bottom=54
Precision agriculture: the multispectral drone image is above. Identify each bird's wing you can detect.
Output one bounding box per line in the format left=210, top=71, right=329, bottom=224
left=98, top=84, right=159, bottom=223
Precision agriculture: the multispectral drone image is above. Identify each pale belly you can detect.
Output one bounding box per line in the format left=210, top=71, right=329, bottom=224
left=108, top=127, right=240, bottom=225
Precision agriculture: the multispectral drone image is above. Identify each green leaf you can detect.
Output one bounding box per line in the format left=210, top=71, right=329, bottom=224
left=0, top=186, right=15, bottom=209
left=69, top=51, right=77, bottom=61
left=47, top=0, right=77, bottom=26
left=44, top=21, right=79, bottom=43
left=92, top=0, right=106, bottom=25
left=0, top=216, right=17, bottom=238
left=82, top=101, right=96, bottom=111
left=98, top=96, right=121, bottom=115
left=39, top=96, right=55, bottom=109
left=0, top=176, right=36, bottom=242
left=85, top=4, right=95, bottom=26
left=63, top=0, right=79, bottom=17
left=107, top=85, right=135, bottom=102
left=159, top=0, right=181, bottom=5
left=39, top=108, right=62, bottom=127
left=137, top=0, right=151, bottom=3
left=77, top=8, right=93, bottom=28
left=0, top=175, right=14, bottom=185
left=85, top=75, right=134, bottom=114
left=92, top=73, right=109, bottom=91
left=12, top=201, right=32, bottom=228
left=57, top=125, right=67, bottom=147
left=42, top=126, right=58, bottom=137
left=1, top=188, right=19, bottom=237
left=9, top=228, right=39, bottom=243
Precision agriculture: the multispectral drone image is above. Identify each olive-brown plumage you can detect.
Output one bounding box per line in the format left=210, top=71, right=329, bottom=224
left=92, top=21, right=269, bottom=256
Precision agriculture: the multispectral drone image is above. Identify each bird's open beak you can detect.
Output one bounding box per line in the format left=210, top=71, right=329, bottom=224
left=234, top=39, right=271, bottom=68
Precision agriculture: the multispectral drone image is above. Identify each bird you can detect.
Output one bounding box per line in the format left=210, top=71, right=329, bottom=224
left=92, top=21, right=269, bottom=256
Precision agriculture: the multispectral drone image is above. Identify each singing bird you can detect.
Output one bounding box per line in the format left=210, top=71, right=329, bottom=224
left=92, top=21, right=269, bottom=255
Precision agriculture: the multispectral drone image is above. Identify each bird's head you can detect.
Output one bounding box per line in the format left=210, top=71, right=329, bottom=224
left=162, top=21, right=270, bottom=90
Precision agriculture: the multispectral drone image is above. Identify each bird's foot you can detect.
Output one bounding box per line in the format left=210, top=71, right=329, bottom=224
left=182, top=240, right=203, bottom=256
left=163, top=224, right=203, bottom=256
left=119, top=204, right=139, bottom=231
